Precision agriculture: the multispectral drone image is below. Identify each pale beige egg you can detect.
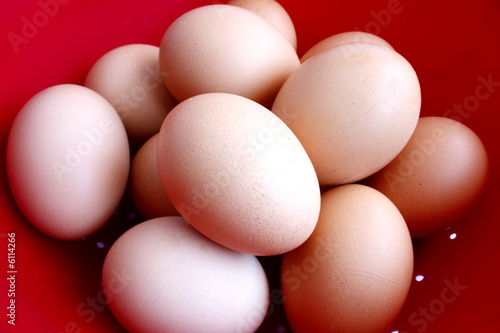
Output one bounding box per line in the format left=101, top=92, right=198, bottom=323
left=85, top=44, right=177, bottom=146
left=272, top=42, right=421, bottom=186
left=157, top=93, right=320, bottom=256
left=6, top=84, right=130, bottom=240
left=159, top=4, right=300, bottom=107
left=300, top=31, right=393, bottom=63
left=228, top=0, right=297, bottom=50
left=102, top=216, right=269, bottom=333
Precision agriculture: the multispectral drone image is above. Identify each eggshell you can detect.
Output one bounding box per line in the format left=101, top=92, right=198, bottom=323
left=364, top=116, right=489, bottom=238
left=129, top=133, right=178, bottom=219
left=300, top=31, right=393, bottom=63
left=159, top=4, right=300, bottom=107
left=281, top=184, right=414, bottom=333
left=6, top=84, right=130, bottom=240
left=85, top=44, right=177, bottom=146
left=228, top=0, right=297, bottom=50
left=157, top=93, right=321, bottom=256
left=102, top=216, right=269, bottom=333
left=272, top=42, right=421, bottom=186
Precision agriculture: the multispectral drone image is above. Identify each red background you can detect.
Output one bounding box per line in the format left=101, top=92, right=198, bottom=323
left=1, top=0, right=499, bottom=332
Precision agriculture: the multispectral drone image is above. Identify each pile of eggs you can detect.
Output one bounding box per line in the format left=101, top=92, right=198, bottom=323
left=6, top=0, right=488, bottom=332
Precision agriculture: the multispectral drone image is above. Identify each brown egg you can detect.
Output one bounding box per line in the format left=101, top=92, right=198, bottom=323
left=281, top=184, right=414, bottom=333
left=102, top=216, right=269, bottom=333
left=228, top=0, right=297, bottom=50
left=159, top=4, right=300, bottom=107
left=157, top=93, right=320, bottom=256
left=6, top=84, right=130, bottom=240
left=300, top=31, right=393, bottom=63
left=85, top=44, right=177, bottom=145
left=364, top=116, right=489, bottom=238
left=129, top=133, right=178, bottom=219
left=272, top=42, right=421, bottom=186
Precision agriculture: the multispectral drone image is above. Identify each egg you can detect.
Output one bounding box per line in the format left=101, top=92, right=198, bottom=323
left=272, top=42, right=421, bottom=186
left=6, top=84, right=129, bottom=240
left=228, top=0, right=297, bottom=50
left=300, top=31, right=394, bottom=63
left=156, top=92, right=321, bottom=256
left=129, top=133, right=178, bottom=219
left=364, top=116, right=489, bottom=238
left=159, top=4, right=300, bottom=107
left=102, top=216, right=270, bottom=333
left=85, top=44, right=177, bottom=146
left=281, top=184, right=414, bottom=333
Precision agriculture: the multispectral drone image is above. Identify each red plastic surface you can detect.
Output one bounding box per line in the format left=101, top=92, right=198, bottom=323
left=1, top=0, right=499, bottom=332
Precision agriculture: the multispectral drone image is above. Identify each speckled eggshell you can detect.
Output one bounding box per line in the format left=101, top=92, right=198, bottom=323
left=228, top=0, right=297, bottom=50
left=85, top=44, right=177, bottom=145
left=159, top=4, right=300, bottom=107
left=300, top=31, right=393, bottom=63
left=157, top=93, right=321, bottom=256
left=272, top=42, right=421, bottom=186
left=281, top=184, right=414, bottom=333
left=130, top=133, right=179, bottom=219
left=364, top=116, right=489, bottom=238
left=102, top=216, right=269, bottom=333
left=6, top=84, right=130, bottom=240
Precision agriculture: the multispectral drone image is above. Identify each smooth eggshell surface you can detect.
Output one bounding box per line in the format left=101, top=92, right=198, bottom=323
left=102, top=216, right=270, bottom=333
left=300, top=31, right=394, bottom=63
left=129, top=133, right=179, bottom=219
left=364, top=116, right=489, bottom=238
left=6, top=84, right=130, bottom=240
left=228, top=0, right=297, bottom=50
left=272, top=42, right=421, bottom=186
left=159, top=4, right=300, bottom=107
left=85, top=44, right=177, bottom=146
left=157, top=93, right=321, bottom=256
left=281, top=184, right=414, bottom=333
